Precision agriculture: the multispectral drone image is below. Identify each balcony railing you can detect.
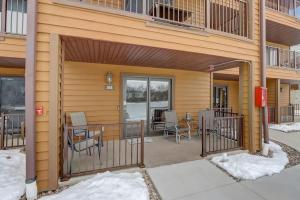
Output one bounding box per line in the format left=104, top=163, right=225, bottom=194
left=72, top=0, right=250, bottom=38
left=266, top=0, right=300, bottom=18
left=0, top=0, right=27, bottom=36
left=266, top=45, right=300, bottom=70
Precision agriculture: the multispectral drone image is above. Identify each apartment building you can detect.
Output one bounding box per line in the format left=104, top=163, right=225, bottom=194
left=215, top=0, right=300, bottom=124
left=0, top=0, right=298, bottom=192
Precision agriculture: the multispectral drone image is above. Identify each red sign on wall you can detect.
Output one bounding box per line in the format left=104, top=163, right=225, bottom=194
left=255, top=87, right=267, bottom=107
left=36, top=105, right=44, bottom=116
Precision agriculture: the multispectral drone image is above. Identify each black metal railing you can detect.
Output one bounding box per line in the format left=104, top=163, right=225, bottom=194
left=280, top=105, right=295, bottom=123
left=200, top=110, right=243, bottom=156
left=268, top=106, right=276, bottom=123
left=0, top=0, right=27, bottom=35
left=0, top=113, right=25, bottom=149
left=266, top=45, right=300, bottom=70
left=70, top=0, right=250, bottom=38
left=62, top=121, right=145, bottom=178
left=266, top=0, right=300, bottom=18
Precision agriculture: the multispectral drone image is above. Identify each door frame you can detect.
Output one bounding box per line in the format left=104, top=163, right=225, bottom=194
left=120, top=73, right=175, bottom=137
left=213, top=84, right=229, bottom=109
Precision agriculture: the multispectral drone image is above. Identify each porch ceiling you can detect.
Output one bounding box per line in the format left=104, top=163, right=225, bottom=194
left=266, top=20, right=300, bottom=46
left=0, top=56, right=25, bottom=68
left=213, top=73, right=239, bottom=81
left=62, top=36, right=237, bottom=72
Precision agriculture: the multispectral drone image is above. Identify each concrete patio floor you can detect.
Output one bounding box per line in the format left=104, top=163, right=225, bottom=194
left=148, top=159, right=300, bottom=200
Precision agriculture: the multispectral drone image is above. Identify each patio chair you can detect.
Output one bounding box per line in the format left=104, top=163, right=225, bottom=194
left=164, top=110, right=191, bottom=143
left=198, top=109, right=217, bottom=135
left=68, top=112, right=103, bottom=172
left=151, top=108, right=168, bottom=130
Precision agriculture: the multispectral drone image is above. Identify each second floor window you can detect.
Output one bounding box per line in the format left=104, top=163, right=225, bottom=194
left=0, top=0, right=27, bottom=35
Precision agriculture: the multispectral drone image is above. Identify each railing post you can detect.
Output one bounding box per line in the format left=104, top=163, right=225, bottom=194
left=63, top=124, right=69, bottom=178
left=143, top=0, right=147, bottom=15
left=239, top=115, right=244, bottom=148
left=1, top=0, right=6, bottom=34
left=140, top=120, right=145, bottom=168
left=206, top=0, right=210, bottom=29
left=0, top=113, right=4, bottom=149
left=201, top=116, right=207, bottom=157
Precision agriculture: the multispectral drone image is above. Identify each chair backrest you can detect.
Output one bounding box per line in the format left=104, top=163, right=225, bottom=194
left=153, top=108, right=168, bottom=122
left=198, top=110, right=215, bottom=130
left=70, top=112, right=87, bottom=126
left=164, top=110, right=178, bottom=128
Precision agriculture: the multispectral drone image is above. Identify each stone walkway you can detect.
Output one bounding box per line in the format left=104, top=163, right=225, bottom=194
left=148, top=159, right=300, bottom=200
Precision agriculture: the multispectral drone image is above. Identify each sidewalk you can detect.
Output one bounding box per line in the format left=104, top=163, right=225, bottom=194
left=270, top=129, right=300, bottom=152
left=147, top=159, right=300, bottom=200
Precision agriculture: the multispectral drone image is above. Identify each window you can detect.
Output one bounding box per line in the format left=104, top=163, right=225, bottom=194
left=6, top=0, right=27, bottom=35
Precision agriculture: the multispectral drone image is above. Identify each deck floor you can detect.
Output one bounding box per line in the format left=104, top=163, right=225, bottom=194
left=66, top=133, right=239, bottom=175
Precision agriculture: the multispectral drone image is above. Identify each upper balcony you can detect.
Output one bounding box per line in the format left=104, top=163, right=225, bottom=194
left=0, top=0, right=27, bottom=36
left=265, top=0, right=300, bottom=46
left=64, top=0, right=251, bottom=39
left=266, top=0, right=300, bottom=18
left=266, top=45, right=300, bottom=80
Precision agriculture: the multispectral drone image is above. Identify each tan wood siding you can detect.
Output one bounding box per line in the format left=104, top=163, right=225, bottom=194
left=35, top=0, right=261, bottom=191
left=0, top=37, right=26, bottom=58
left=267, top=78, right=276, bottom=107
left=63, top=61, right=211, bottom=124
left=280, top=83, right=290, bottom=107
left=266, top=9, right=300, bottom=31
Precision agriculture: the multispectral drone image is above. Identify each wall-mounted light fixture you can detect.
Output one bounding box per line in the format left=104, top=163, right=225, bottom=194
left=105, top=72, right=114, bottom=90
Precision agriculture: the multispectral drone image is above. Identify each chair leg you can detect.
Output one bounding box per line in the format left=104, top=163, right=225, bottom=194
left=188, top=130, right=191, bottom=140
left=70, top=146, right=74, bottom=174
left=176, top=132, right=180, bottom=144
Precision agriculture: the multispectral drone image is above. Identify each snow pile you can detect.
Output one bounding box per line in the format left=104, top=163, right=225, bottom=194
left=0, top=149, right=26, bottom=200
left=40, top=172, right=149, bottom=200
left=211, top=142, right=288, bottom=180
left=269, top=123, right=300, bottom=133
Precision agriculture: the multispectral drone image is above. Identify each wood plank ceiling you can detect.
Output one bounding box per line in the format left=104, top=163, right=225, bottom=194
left=266, top=20, right=300, bottom=46
left=62, top=36, right=237, bottom=72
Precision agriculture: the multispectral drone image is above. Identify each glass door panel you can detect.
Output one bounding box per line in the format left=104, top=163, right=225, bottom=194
left=149, top=78, right=171, bottom=135
left=122, top=76, right=172, bottom=137
left=123, top=77, right=148, bottom=138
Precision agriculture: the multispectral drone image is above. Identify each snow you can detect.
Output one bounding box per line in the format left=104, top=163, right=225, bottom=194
left=211, top=142, right=288, bottom=180
left=0, top=149, right=26, bottom=200
left=269, top=123, right=300, bottom=133
left=40, top=172, right=149, bottom=200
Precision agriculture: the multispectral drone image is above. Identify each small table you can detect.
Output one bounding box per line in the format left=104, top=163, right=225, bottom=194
left=148, top=3, right=193, bottom=23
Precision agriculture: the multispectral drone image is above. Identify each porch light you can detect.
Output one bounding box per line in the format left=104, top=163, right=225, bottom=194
left=105, top=72, right=114, bottom=90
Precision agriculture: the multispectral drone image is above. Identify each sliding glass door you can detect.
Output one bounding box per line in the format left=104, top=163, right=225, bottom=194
left=123, top=76, right=172, bottom=137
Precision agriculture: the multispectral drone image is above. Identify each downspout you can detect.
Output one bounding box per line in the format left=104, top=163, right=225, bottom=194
left=25, top=0, right=38, bottom=199
left=260, top=0, right=270, bottom=145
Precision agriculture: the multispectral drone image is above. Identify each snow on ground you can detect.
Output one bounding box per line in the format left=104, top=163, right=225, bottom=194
left=211, top=142, right=288, bottom=180
left=269, top=123, right=300, bottom=133
left=0, top=149, right=25, bottom=200
left=40, top=172, right=149, bottom=200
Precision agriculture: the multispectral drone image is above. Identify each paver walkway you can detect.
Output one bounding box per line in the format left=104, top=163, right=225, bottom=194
left=148, top=159, right=300, bottom=200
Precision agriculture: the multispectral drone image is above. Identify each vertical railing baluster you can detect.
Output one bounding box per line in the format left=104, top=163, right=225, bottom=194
left=201, top=116, right=206, bottom=157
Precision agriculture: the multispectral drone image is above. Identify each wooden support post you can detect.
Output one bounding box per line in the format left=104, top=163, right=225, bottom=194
left=276, top=79, right=281, bottom=124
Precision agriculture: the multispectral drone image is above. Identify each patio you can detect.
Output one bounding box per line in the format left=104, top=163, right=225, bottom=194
left=64, top=128, right=242, bottom=176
